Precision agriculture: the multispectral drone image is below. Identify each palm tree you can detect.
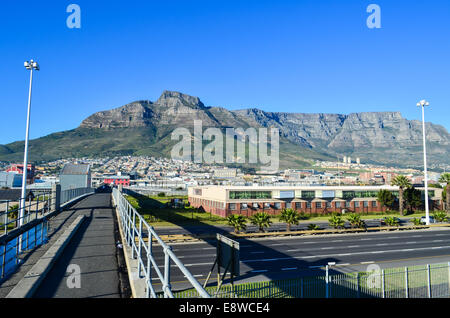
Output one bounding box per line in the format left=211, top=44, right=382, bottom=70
left=250, top=212, right=272, bottom=233
left=439, top=173, right=450, bottom=213
left=328, top=214, right=345, bottom=229
left=279, top=208, right=300, bottom=232
left=346, top=213, right=366, bottom=229
left=226, top=214, right=247, bottom=234
left=391, top=175, right=412, bottom=216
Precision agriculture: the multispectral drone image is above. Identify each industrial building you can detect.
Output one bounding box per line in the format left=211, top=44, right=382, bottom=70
left=60, top=163, right=91, bottom=191
left=188, top=185, right=443, bottom=218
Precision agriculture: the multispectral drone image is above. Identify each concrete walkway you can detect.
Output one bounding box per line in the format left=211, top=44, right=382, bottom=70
left=0, top=193, right=127, bottom=298
left=33, top=193, right=123, bottom=298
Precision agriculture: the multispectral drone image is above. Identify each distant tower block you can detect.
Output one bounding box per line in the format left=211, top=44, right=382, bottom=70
left=343, top=156, right=347, bottom=163
left=347, top=157, right=352, bottom=164
left=356, top=157, right=361, bottom=165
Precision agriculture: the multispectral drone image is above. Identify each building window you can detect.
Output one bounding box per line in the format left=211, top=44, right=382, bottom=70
left=315, top=202, right=322, bottom=209
left=229, top=203, right=236, bottom=210
left=355, top=201, right=360, bottom=208
left=264, top=203, right=271, bottom=209
left=372, top=201, right=377, bottom=207
left=229, top=191, right=272, bottom=200
left=363, top=201, right=369, bottom=208
left=345, top=201, right=351, bottom=208
left=274, top=202, right=281, bottom=209
left=336, top=201, right=341, bottom=208
left=295, top=202, right=302, bottom=209
left=326, top=202, right=332, bottom=208
left=241, top=203, right=248, bottom=209
left=253, top=203, right=259, bottom=208
left=301, top=191, right=315, bottom=199
left=306, top=202, right=312, bottom=209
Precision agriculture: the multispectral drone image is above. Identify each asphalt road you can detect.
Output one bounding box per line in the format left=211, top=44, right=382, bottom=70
left=153, top=218, right=412, bottom=236
left=146, top=227, right=450, bottom=292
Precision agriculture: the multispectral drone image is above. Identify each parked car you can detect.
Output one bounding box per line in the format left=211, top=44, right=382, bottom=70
left=420, top=216, right=436, bottom=224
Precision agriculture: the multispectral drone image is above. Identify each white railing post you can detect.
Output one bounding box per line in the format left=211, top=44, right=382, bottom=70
left=405, top=267, right=409, bottom=298
left=427, top=264, right=432, bottom=298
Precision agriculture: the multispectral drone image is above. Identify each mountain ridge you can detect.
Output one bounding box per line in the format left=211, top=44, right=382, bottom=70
left=1, top=90, right=449, bottom=169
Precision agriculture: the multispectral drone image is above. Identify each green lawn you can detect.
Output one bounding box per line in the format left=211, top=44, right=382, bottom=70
left=124, top=194, right=445, bottom=228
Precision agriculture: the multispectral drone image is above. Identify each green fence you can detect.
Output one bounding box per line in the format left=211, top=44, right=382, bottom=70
left=166, top=262, right=450, bottom=298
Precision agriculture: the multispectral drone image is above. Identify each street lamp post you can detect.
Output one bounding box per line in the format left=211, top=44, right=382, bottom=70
left=19, top=60, right=39, bottom=229
left=417, top=99, right=430, bottom=225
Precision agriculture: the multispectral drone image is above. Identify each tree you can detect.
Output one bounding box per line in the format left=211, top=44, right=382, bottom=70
left=279, top=208, right=301, bottom=232
left=403, top=187, right=421, bottom=213
left=226, top=214, right=247, bottom=234
left=377, top=189, right=395, bottom=210
left=346, top=213, right=366, bottom=229
left=328, top=214, right=345, bottom=229
left=384, top=216, right=400, bottom=227
left=391, top=175, right=412, bottom=216
left=250, top=212, right=272, bottom=233
left=439, top=173, right=450, bottom=213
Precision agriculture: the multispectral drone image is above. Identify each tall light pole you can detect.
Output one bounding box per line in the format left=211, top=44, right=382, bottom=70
left=417, top=99, right=430, bottom=225
left=19, top=59, right=39, bottom=229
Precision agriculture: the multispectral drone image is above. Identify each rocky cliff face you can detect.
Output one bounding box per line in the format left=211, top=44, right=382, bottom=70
left=8, top=90, right=446, bottom=167
left=77, top=90, right=450, bottom=166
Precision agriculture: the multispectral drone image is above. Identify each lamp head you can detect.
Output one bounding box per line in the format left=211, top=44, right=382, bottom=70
left=417, top=99, right=430, bottom=107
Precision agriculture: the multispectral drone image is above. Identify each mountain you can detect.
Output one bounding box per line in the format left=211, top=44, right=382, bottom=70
left=1, top=90, right=449, bottom=169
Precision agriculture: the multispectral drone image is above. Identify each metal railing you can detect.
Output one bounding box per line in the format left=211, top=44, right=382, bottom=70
left=0, top=186, right=94, bottom=282
left=60, top=187, right=94, bottom=206
left=170, top=262, right=450, bottom=298
left=0, top=191, right=52, bottom=236
left=112, top=188, right=210, bottom=298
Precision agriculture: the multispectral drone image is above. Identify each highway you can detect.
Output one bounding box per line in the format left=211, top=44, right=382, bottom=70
left=153, top=217, right=412, bottom=236
left=147, top=227, right=450, bottom=292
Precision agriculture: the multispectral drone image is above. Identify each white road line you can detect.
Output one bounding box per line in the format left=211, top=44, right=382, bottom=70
left=388, top=237, right=399, bottom=239
left=321, top=247, right=334, bottom=250
left=281, top=267, right=297, bottom=271
left=338, top=253, right=351, bottom=256
left=376, top=243, right=388, bottom=246
left=251, top=270, right=268, bottom=273
left=412, top=235, right=423, bottom=238
left=432, top=247, right=443, bottom=249
left=202, top=247, right=215, bottom=250
left=347, top=245, right=360, bottom=248
left=270, top=243, right=285, bottom=246
left=361, top=261, right=375, bottom=264
left=371, top=251, right=385, bottom=254
left=433, top=240, right=444, bottom=242
left=401, top=249, right=414, bottom=252
left=332, top=240, right=344, bottom=242
left=405, top=242, right=417, bottom=244
left=336, top=263, right=350, bottom=266
left=309, top=265, right=323, bottom=269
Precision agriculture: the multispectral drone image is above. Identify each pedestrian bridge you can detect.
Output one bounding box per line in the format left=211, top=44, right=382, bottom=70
left=0, top=187, right=209, bottom=298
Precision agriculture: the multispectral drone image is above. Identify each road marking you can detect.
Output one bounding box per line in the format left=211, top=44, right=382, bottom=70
left=281, top=267, right=297, bottom=271
left=309, top=265, right=323, bottom=269
left=433, top=240, right=444, bottom=242
left=376, top=243, right=388, bottom=246
left=338, top=253, right=351, bottom=256
left=347, top=245, right=360, bottom=248
left=412, top=235, right=423, bottom=238
left=251, top=270, right=268, bottom=273
left=401, top=249, right=414, bottom=252
left=432, top=247, right=443, bottom=249
left=361, top=261, right=375, bottom=264
left=405, top=242, right=417, bottom=244
left=388, top=237, right=399, bottom=239
left=269, top=243, right=285, bottom=246
left=321, top=247, right=334, bottom=250
left=332, top=240, right=344, bottom=242
left=202, top=247, right=215, bottom=250
left=371, top=251, right=385, bottom=254
left=287, top=249, right=301, bottom=252
left=336, top=263, right=350, bottom=266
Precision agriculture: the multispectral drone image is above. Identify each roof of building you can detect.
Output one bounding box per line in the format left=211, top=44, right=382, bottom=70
left=0, top=189, right=34, bottom=201
left=60, top=164, right=90, bottom=175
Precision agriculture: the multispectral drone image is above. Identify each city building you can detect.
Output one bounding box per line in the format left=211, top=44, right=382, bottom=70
left=188, top=185, right=443, bottom=218
left=60, top=163, right=91, bottom=191
left=103, top=175, right=130, bottom=187
left=0, top=171, right=23, bottom=188
left=6, top=164, right=35, bottom=184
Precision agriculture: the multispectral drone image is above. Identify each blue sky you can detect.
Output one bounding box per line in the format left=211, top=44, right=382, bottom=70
left=0, top=0, right=449, bottom=144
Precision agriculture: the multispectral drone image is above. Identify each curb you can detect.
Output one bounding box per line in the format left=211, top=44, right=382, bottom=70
left=6, top=215, right=85, bottom=298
